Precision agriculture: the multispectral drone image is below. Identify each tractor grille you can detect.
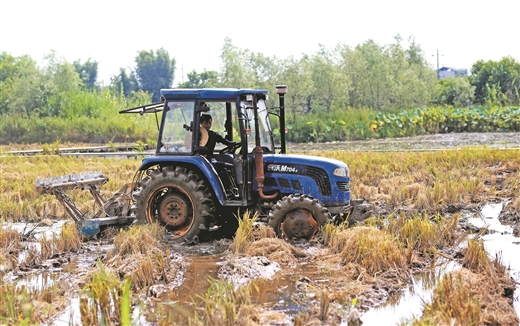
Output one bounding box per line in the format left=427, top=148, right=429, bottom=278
left=264, top=177, right=277, bottom=187
left=278, top=178, right=290, bottom=188
left=291, top=180, right=302, bottom=191
left=306, top=166, right=332, bottom=196
left=336, top=181, right=350, bottom=192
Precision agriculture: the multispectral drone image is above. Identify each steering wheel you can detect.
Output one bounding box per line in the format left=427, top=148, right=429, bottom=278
left=219, top=142, right=242, bottom=155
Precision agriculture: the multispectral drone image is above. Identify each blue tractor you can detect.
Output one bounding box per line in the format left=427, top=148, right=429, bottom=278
left=120, top=86, right=352, bottom=243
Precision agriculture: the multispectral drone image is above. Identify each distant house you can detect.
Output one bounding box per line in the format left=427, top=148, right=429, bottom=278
left=438, top=66, right=468, bottom=79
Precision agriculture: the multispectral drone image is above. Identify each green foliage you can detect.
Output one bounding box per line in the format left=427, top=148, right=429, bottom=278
left=0, top=52, right=49, bottom=116
left=73, top=57, right=98, bottom=90
left=2, top=40, right=519, bottom=145
left=111, top=67, right=139, bottom=97
left=0, top=87, right=156, bottom=144
left=287, top=107, right=374, bottom=142
left=371, top=106, right=520, bottom=137
left=178, top=69, right=220, bottom=88
left=219, top=37, right=279, bottom=92
left=471, top=56, right=520, bottom=105
left=436, top=76, right=475, bottom=107
left=134, top=48, right=175, bottom=102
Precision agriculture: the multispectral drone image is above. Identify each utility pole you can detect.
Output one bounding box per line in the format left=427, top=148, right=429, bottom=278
left=436, top=49, right=440, bottom=79
left=433, top=49, right=443, bottom=80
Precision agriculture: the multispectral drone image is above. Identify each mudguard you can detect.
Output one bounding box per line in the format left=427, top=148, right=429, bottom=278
left=137, top=156, right=227, bottom=205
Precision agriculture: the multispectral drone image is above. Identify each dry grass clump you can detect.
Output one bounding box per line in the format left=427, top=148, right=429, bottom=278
left=190, top=277, right=260, bottom=326
left=328, top=226, right=406, bottom=275
left=55, top=222, right=82, bottom=252
left=387, top=213, right=461, bottom=253
left=80, top=262, right=132, bottom=326
left=0, top=275, right=66, bottom=325
left=245, top=238, right=306, bottom=265
left=0, top=226, right=23, bottom=273
left=416, top=241, right=518, bottom=326
left=38, top=223, right=82, bottom=261
left=231, top=211, right=306, bottom=264
left=105, top=223, right=166, bottom=262
left=509, top=195, right=520, bottom=213
left=463, top=238, right=493, bottom=275
left=415, top=266, right=518, bottom=326
left=231, top=211, right=258, bottom=255
left=415, top=271, right=482, bottom=326
left=101, top=224, right=181, bottom=293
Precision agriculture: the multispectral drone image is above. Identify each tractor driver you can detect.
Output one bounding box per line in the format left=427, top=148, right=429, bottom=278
left=200, top=114, right=237, bottom=159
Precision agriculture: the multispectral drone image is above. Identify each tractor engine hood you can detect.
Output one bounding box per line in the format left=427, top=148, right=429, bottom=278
left=262, top=154, right=350, bottom=178
left=260, top=154, right=351, bottom=207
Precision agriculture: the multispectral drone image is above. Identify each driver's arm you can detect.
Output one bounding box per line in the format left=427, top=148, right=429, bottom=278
left=215, top=133, right=237, bottom=146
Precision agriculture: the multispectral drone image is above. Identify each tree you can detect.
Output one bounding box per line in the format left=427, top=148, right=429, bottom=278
left=436, top=76, right=475, bottom=107
left=307, top=45, right=343, bottom=112
left=278, top=55, right=313, bottom=123
left=0, top=52, right=50, bottom=116
left=178, top=70, right=220, bottom=88
left=471, top=57, right=520, bottom=105
left=134, top=48, right=176, bottom=102
left=220, top=38, right=249, bottom=87
left=111, top=68, right=139, bottom=97
left=73, top=58, right=98, bottom=89
left=44, top=51, right=83, bottom=94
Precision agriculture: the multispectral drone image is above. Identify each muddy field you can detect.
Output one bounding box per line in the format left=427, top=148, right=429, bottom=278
left=1, top=132, right=519, bottom=325
left=289, top=132, right=520, bottom=152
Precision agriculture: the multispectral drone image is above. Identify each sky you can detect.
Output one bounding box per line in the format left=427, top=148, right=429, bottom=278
left=1, top=0, right=519, bottom=85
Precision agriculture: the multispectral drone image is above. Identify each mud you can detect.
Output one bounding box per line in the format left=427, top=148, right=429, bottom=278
left=2, top=199, right=518, bottom=325
left=288, top=131, right=520, bottom=152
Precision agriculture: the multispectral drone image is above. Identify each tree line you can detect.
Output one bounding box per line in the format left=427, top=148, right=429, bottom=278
left=0, top=37, right=519, bottom=144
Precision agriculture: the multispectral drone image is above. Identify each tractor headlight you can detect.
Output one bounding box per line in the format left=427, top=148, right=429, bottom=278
left=333, top=167, right=349, bottom=177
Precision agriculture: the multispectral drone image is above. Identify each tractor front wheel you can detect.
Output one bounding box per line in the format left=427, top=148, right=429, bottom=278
left=268, top=194, right=330, bottom=241
left=135, top=166, right=214, bottom=243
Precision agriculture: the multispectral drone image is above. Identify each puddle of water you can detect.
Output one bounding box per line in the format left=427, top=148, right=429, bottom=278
left=163, top=254, right=222, bottom=304
left=153, top=255, right=319, bottom=323
left=360, top=260, right=460, bottom=325
left=468, top=202, right=513, bottom=234
left=251, top=262, right=323, bottom=314
left=16, top=272, right=56, bottom=291
left=51, top=296, right=80, bottom=326
left=3, top=220, right=69, bottom=240
left=361, top=202, right=519, bottom=325
left=466, top=202, right=520, bottom=317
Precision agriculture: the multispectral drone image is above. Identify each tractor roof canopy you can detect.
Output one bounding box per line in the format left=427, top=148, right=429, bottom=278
left=160, top=88, right=268, bottom=101
left=119, top=88, right=268, bottom=115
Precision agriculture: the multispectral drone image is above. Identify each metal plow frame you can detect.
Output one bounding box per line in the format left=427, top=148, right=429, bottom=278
left=36, top=171, right=136, bottom=236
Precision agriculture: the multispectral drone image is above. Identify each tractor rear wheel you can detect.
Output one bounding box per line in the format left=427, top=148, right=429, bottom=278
left=135, top=166, right=214, bottom=243
left=268, top=194, right=330, bottom=241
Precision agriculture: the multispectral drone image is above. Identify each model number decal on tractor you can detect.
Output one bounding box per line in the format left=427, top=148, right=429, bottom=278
left=267, top=164, right=299, bottom=173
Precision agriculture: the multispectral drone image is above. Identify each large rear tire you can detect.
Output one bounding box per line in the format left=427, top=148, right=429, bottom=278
left=268, top=194, right=330, bottom=241
left=135, top=166, right=214, bottom=243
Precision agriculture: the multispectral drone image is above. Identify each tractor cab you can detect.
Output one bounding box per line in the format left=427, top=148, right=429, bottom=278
left=120, top=88, right=277, bottom=204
